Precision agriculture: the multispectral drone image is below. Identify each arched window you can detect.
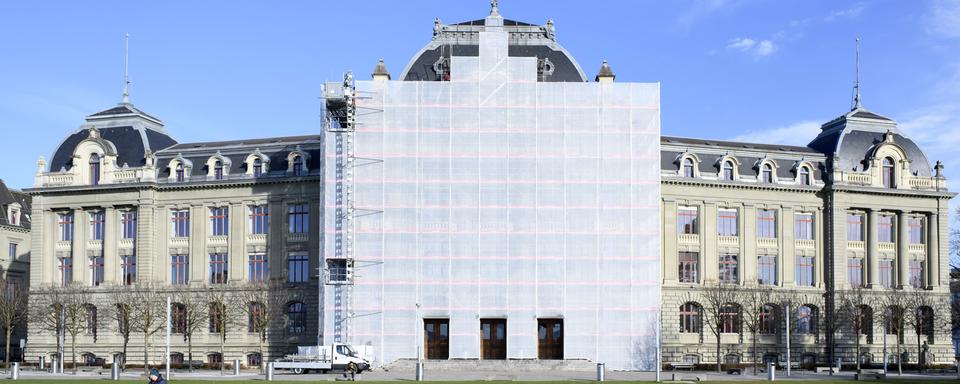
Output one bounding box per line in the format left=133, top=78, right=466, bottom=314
left=116, top=304, right=130, bottom=335
left=857, top=305, right=873, bottom=342
left=85, top=304, right=98, bottom=336
left=248, top=302, right=265, bottom=332
left=682, top=158, right=695, bottom=178
left=89, top=154, right=101, bottom=186
left=679, top=302, right=702, bottom=333
left=169, top=353, right=184, bottom=366
left=720, top=303, right=741, bottom=333
left=207, top=353, right=223, bottom=366
left=882, top=157, right=895, bottom=188
left=883, top=306, right=902, bottom=336
left=292, top=156, right=305, bottom=176
left=722, top=160, right=735, bottom=181
left=797, top=305, right=817, bottom=335
left=761, top=163, right=774, bottom=183
left=214, top=160, right=224, bottom=180
left=172, top=303, right=187, bottom=334
left=799, top=166, right=811, bottom=185
left=288, top=302, right=306, bottom=334
left=175, top=163, right=185, bottom=182
left=209, top=302, right=224, bottom=333
left=760, top=304, right=778, bottom=334
left=253, top=158, right=263, bottom=177
left=917, top=306, right=934, bottom=342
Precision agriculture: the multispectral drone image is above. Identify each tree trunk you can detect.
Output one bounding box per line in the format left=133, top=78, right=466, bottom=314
left=71, top=334, right=77, bottom=374
left=716, top=335, right=722, bottom=372
left=5, top=325, right=13, bottom=370
left=259, top=334, right=265, bottom=373
left=856, top=334, right=861, bottom=371
left=752, top=331, right=758, bottom=375
left=219, top=338, right=225, bottom=375
left=121, top=338, right=128, bottom=372
left=896, top=337, right=902, bottom=375
left=143, top=335, right=149, bottom=374
left=188, top=335, right=193, bottom=372
left=916, top=337, right=922, bottom=373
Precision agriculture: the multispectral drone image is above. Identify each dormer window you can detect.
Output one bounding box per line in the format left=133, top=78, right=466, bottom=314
left=761, top=164, right=774, bottom=183
left=175, top=163, right=185, bottom=182
left=293, top=156, right=305, bottom=176
left=214, top=160, right=224, bottom=180
left=682, top=158, right=695, bottom=178
left=89, top=153, right=101, bottom=186
left=722, top=160, right=735, bottom=181
left=799, top=166, right=811, bottom=186
left=882, top=157, right=895, bottom=189
left=253, top=158, right=263, bottom=177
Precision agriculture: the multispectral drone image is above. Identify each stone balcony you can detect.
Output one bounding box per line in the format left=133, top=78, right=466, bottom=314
left=718, top=236, right=739, bottom=246
left=908, top=243, right=926, bottom=253
left=757, top=237, right=777, bottom=248
left=878, top=242, right=896, bottom=252
left=55, top=240, right=71, bottom=252
left=678, top=234, right=699, bottom=244
left=288, top=233, right=309, bottom=243
left=247, top=234, right=267, bottom=245
left=795, top=239, right=815, bottom=249
left=847, top=240, right=865, bottom=250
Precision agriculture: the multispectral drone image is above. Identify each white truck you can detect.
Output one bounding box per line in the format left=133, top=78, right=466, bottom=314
left=272, top=343, right=371, bottom=374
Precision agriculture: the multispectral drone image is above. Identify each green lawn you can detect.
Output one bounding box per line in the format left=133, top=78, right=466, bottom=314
left=6, top=381, right=960, bottom=384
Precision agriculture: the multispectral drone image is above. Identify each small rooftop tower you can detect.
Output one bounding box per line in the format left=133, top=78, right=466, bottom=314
left=596, top=60, right=615, bottom=83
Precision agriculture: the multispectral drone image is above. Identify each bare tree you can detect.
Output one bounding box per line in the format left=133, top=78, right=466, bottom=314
left=128, top=284, right=165, bottom=374
left=61, top=284, right=94, bottom=374
left=740, top=285, right=773, bottom=375
left=878, top=289, right=906, bottom=376
left=106, top=287, right=134, bottom=371
left=235, top=279, right=291, bottom=372
left=202, top=285, right=237, bottom=375
left=172, top=285, right=206, bottom=372
left=835, top=286, right=875, bottom=371
left=695, top=280, right=742, bottom=372
left=0, top=276, right=28, bottom=369
left=901, top=289, right=950, bottom=373
left=29, top=285, right=66, bottom=371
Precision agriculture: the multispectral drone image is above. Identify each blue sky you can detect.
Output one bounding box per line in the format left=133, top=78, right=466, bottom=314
left=1, top=0, right=959, bottom=194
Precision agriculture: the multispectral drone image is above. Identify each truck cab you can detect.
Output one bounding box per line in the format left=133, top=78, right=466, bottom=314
left=331, top=343, right=370, bottom=372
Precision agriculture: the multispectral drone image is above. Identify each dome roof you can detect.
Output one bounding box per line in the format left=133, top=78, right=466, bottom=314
left=807, top=107, right=932, bottom=177
left=49, top=103, right=177, bottom=172
left=400, top=9, right=587, bottom=82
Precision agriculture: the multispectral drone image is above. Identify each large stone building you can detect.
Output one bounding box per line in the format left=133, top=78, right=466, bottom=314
left=660, top=103, right=954, bottom=367
left=26, top=100, right=324, bottom=367
left=0, top=179, right=30, bottom=361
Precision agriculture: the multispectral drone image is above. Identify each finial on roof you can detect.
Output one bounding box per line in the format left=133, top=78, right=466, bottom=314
left=433, top=17, right=442, bottom=38
left=372, top=58, right=391, bottom=81
left=595, top=60, right=615, bottom=83
left=121, top=33, right=131, bottom=105
left=935, top=160, right=944, bottom=178
left=852, top=37, right=862, bottom=110
left=89, top=126, right=100, bottom=139
left=545, top=19, right=556, bottom=40
left=490, top=0, right=500, bottom=16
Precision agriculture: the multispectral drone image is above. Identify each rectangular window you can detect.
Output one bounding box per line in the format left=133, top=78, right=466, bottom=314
left=288, top=204, right=309, bottom=234
left=756, top=210, right=777, bottom=239
left=880, top=259, right=895, bottom=289
left=909, top=217, right=924, bottom=244
left=909, top=260, right=924, bottom=288
left=678, top=252, right=698, bottom=283
left=120, top=254, right=137, bottom=285
left=171, top=210, right=190, bottom=238
left=847, top=214, right=864, bottom=241
left=9, top=209, right=18, bottom=226
left=848, top=257, right=864, bottom=288
left=59, top=256, right=73, bottom=287
left=794, top=213, right=814, bottom=240
left=757, top=255, right=777, bottom=285
left=89, top=255, right=104, bottom=286
left=719, top=253, right=738, bottom=283
left=89, top=211, right=105, bottom=241
left=59, top=213, right=74, bottom=241
left=171, top=254, right=189, bottom=285
left=250, top=205, right=269, bottom=235
left=248, top=253, right=268, bottom=282
left=210, top=207, right=229, bottom=236
left=288, top=252, right=309, bottom=283
left=209, top=253, right=228, bottom=284
left=717, top=209, right=738, bottom=237
left=121, top=211, right=137, bottom=239
left=796, top=255, right=815, bottom=287
left=677, top=207, right=698, bottom=235
left=7, top=243, right=15, bottom=259
left=878, top=215, right=894, bottom=243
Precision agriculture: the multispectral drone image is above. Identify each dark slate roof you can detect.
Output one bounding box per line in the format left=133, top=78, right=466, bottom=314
left=850, top=109, right=893, bottom=121
left=156, top=135, right=323, bottom=178
left=452, top=18, right=537, bottom=26
left=661, top=150, right=824, bottom=180
left=661, top=136, right=822, bottom=154
left=403, top=45, right=585, bottom=82
left=50, top=126, right=178, bottom=172
left=87, top=104, right=162, bottom=124
left=0, top=180, right=31, bottom=229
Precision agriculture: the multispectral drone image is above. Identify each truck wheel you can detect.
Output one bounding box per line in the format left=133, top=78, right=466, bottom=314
left=347, top=362, right=358, bottom=373
left=292, top=368, right=304, bottom=375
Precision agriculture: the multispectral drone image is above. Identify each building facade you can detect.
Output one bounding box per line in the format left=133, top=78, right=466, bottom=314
left=26, top=102, right=324, bottom=367
left=660, top=107, right=954, bottom=367
left=0, top=179, right=30, bottom=361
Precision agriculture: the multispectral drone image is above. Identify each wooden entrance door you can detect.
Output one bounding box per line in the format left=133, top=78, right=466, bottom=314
left=480, top=319, right=506, bottom=360
left=424, top=319, right=449, bottom=360
left=538, top=319, right=563, bottom=359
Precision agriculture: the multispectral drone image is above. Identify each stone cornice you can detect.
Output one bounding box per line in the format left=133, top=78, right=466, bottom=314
left=662, top=177, right=822, bottom=193
left=24, top=175, right=322, bottom=196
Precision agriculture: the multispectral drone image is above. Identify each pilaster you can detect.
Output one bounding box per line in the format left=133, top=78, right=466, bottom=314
left=71, top=208, right=87, bottom=285
left=662, top=200, right=678, bottom=282
left=104, top=207, right=119, bottom=284
left=897, top=211, right=909, bottom=288
left=229, top=203, right=244, bottom=282
left=926, top=212, right=938, bottom=288
left=743, top=204, right=757, bottom=285
left=867, top=209, right=879, bottom=287
left=269, top=199, right=284, bottom=280
left=782, top=206, right=795, bottom=286
left=703, top=202, right=718, bottom=282
left=191, top=204, right=206, bottom=284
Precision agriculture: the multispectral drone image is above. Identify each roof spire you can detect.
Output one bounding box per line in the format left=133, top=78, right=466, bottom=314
left=852, top=37, right=861, bottom=110
left=121, top=33, right=131, bottom=105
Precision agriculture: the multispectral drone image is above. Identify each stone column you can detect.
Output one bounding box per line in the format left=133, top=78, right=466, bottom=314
left=662, top=200, right=678, bottom=282
left=743, top=204, right=757, bottom=285
left=703, top=202, right=718, bottom=283
left=190, top=204, right=206, bottom=284
left=229, top=203, right=244, bottom=282
left=269, top=199, right=285, bottom=280
left=867, top=209, right=879, bottom=288
left=103, top=207, right=119, bottom=284
left=897, top=211, right=909, bottom=288
left=782, top=206, right=795, bottom=286
left=30, top=206, right=47, bottom=285
left=71, top=208, right=87, bottom=285
left=138, top=201, right=157, bottom=283
left=926, top=212, right=938, bottom=288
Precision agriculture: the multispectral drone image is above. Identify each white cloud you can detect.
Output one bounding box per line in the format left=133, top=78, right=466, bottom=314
left=823, top=3, right=866, bottom=22
left=726, top=37, right=777, bottom=57
left=729, top=120, right=822, bottom=146
left=928, top=0, right=960, bottom=39
left=677, top=0, right=736, bottom=28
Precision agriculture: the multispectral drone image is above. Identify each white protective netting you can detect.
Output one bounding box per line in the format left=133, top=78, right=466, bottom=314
left=323, top=29, right=661, bottom=370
